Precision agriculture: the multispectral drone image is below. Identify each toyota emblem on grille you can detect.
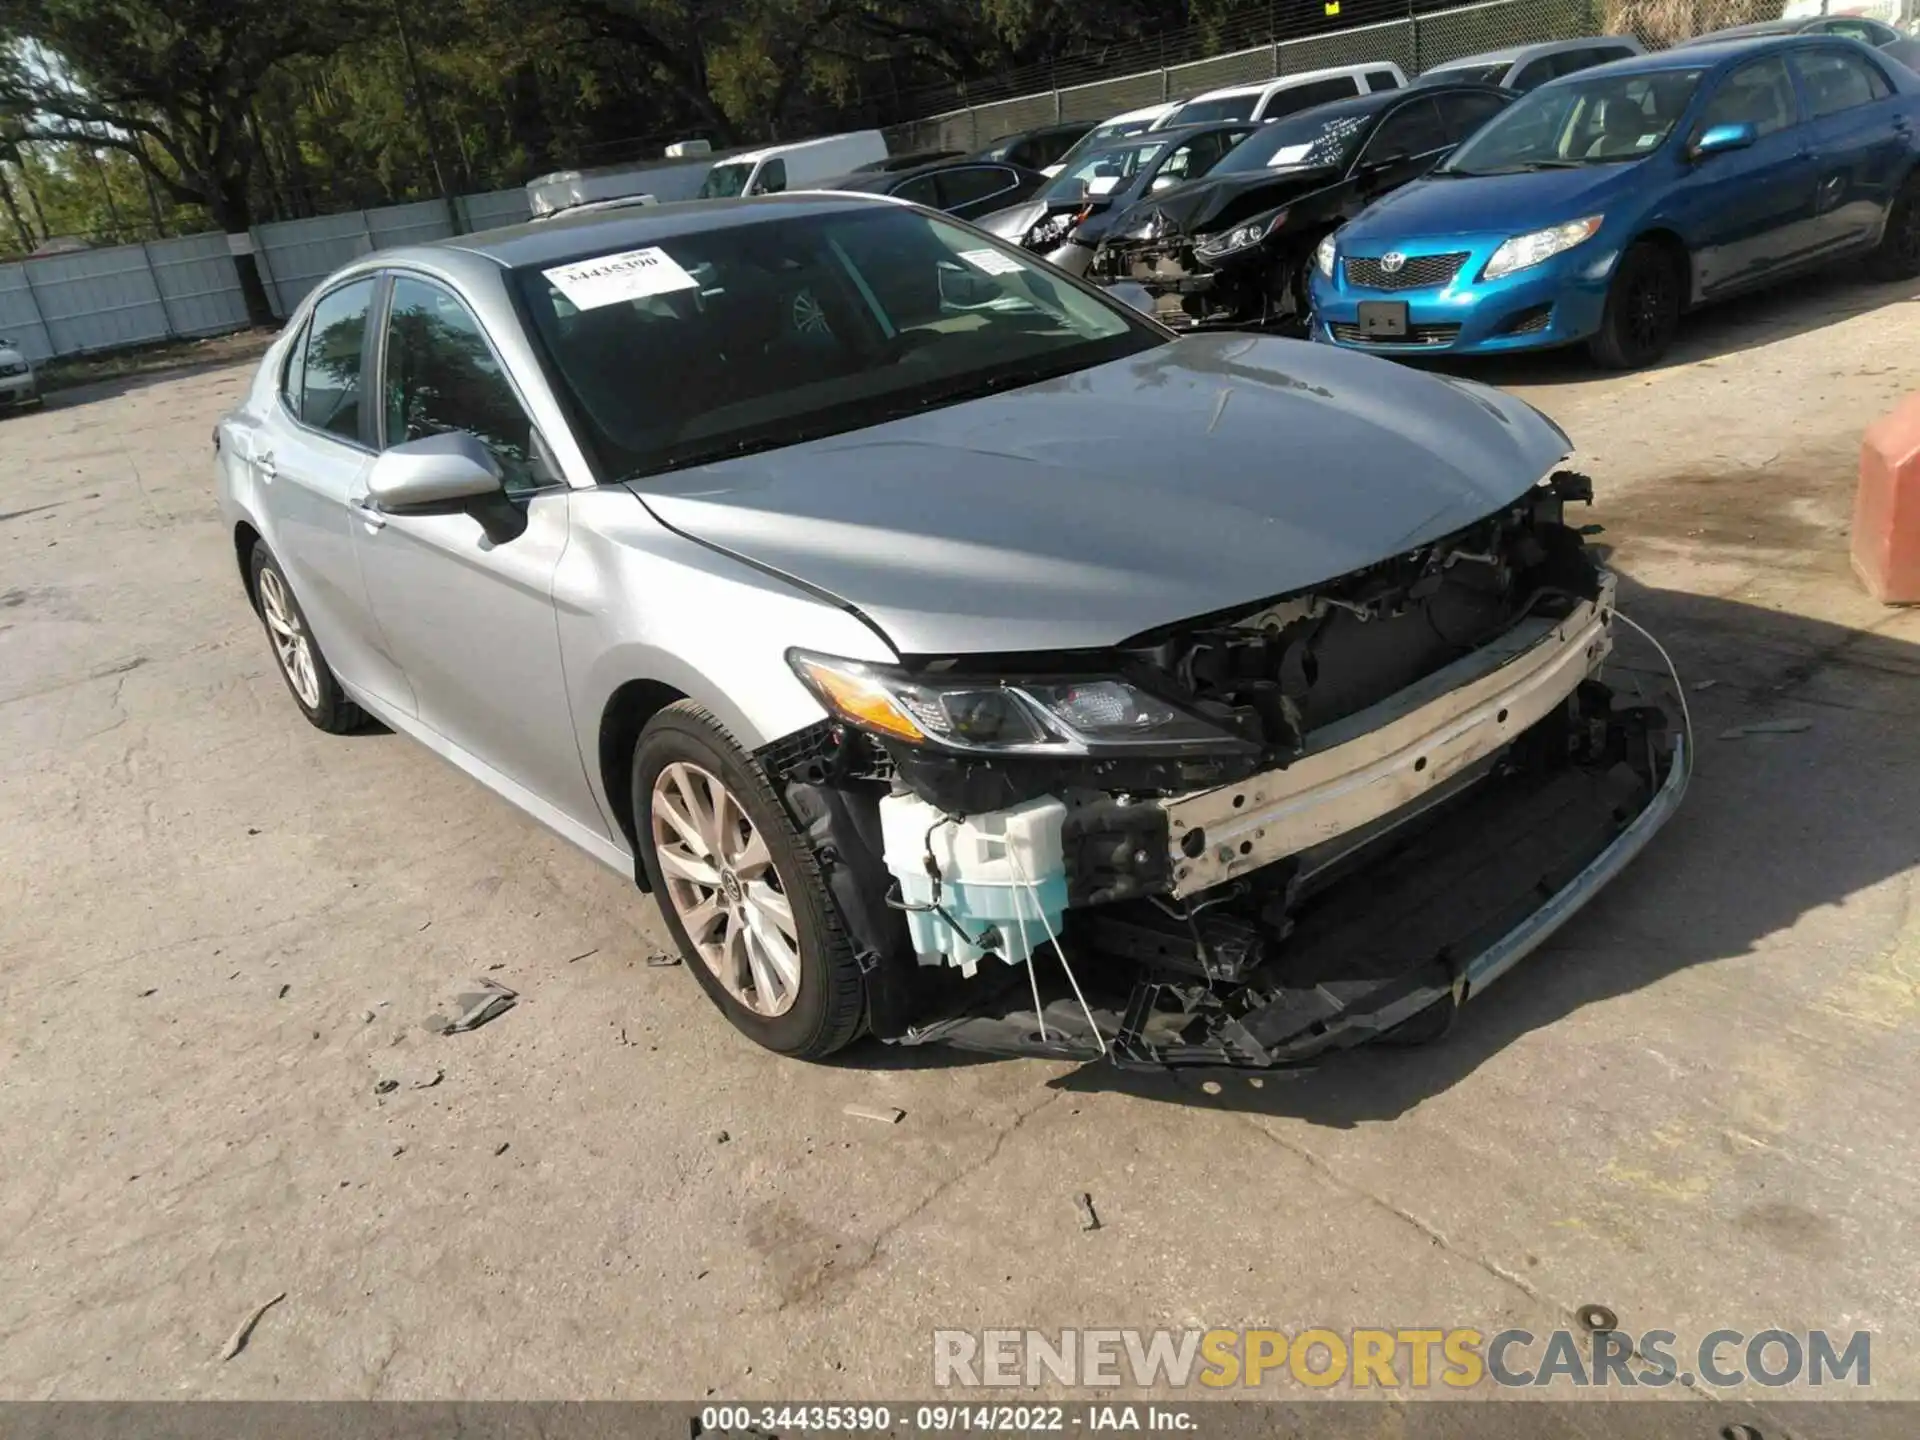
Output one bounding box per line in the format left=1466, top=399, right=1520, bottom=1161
left=1380, top=251, right=1406, bottom=274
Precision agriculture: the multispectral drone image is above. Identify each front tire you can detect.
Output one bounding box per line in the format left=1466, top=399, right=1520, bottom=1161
left=1588, top=241, right=1682, bottom=370
left=249, top=543, right=366, bottom=734
left=634, top=702, right=865, bottom=1059
left=1868, top=171, right=1920, bottom=281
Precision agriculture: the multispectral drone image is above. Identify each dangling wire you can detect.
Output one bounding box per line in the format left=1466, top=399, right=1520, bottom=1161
left=1008, top=877, right=1049, bottom=1045
left=1610, top=610, right=1694, bottom=765
left=1005, top=844, right=1107, bottom=1056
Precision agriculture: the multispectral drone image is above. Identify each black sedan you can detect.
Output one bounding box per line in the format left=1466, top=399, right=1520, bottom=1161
left=1675, top=15, right=1920, bottom=72
left=814, top=157, right=1050, bottom=220
left=975, top=121, right=1095, bottom=172
left=1090, top=82, right=1515, bottom=329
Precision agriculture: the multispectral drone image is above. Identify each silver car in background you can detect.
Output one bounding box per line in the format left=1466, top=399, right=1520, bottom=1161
left=216, top=195, right=1687, bottom=1067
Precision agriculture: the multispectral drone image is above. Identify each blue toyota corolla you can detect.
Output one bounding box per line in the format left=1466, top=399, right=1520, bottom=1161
left=1310, top=36, right=1920, bottom=367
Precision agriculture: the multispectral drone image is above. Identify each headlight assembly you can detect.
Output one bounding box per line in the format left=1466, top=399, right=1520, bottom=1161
left=1482, top=215, right=1603, bottom=282
left=787, top=652, right=1251, bottom=757
left=1314, top=232, right=1338, bottom=279
left=1196, top=209, right=1286, bottom=258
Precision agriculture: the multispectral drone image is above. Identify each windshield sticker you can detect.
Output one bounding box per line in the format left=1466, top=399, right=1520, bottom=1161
left=1267, top=143, right=1313, bottom=166
left=542, top=247, right=699, bottom=310
left=958, top=247, right=1026, bottom=276
left=1086, top=175, right=1122, bottom=195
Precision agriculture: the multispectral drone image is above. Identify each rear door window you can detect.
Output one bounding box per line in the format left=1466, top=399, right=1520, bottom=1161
left=936, top=166, right=1020, bottom=209
left=299, top=278, right=377, bottom=443
left=1511, top=58, right=1557, bottom=91
left=1790, top=49, right=1889, bottom=116
left=1260, top=76, right=1362, bottom=121
left=750, top=158, right=788, bottom=194
left=1365, top=69, right=1401, bottom=91
left=891, top=173, right=942, bottom=207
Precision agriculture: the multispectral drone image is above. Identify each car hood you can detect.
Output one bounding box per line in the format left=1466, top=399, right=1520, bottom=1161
left=1112, top=164, right=1342, bottom=238
left=974, top=199, right=1050, bottom=242
left=630, top=333, right=1570, bottom=657
left=1347, top=165, right=1643, bottom=240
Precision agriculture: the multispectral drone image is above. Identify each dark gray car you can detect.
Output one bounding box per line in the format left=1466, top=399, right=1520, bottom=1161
left=217, top=194, right=1687, bottom=1067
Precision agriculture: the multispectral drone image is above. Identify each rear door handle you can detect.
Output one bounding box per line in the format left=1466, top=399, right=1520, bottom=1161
left=353, top=498, right=387, bottom=531
left=253, top=450, right=276, bottom=481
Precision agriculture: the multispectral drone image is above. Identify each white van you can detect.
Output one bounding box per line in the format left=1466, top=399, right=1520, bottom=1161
left=1163, top=62, right=1407, bottom=128
left=696, top=132, right=889, bottom=199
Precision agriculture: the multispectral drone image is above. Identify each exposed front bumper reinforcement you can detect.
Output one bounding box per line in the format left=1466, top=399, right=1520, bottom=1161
left=1166, top=576, right=1617, bottom=897
left=893, top=597, right=1688, bottom=1070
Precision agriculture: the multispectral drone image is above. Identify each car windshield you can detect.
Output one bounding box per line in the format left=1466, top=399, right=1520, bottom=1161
left=516, top=206, right=1161, bottom=483
left=1050, top=118, right=1160, bottom=172
left=1040, top=140, right=1167, bottom=202
left=697, top=162, right=753, bottom=199
left=1171, top=94, right=1260, bottom=125
left=1209, top=101, right=1379, bottom=174
left=1441, top=67, right=1704, bottom=172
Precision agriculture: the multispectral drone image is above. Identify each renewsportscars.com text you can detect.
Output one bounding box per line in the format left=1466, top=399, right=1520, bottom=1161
left=932, top=1327, right=1872, bottom=1391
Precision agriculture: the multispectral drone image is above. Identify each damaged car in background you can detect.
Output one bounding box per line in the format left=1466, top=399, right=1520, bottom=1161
left=976, top=122, right=1257, bottom=276
left=1090, top=83, right=1514, bottom=330
left=216, top=193, right=1688, bottom=1070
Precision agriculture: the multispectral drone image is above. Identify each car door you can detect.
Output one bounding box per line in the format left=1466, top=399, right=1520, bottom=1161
left=1672, top=55, right=1819, bottom=295
left=1787, top=46, right=1908, bottom=254
left=351, top=271, right=605, bottom=835
left=1350, top=96, right=1451, bottom=207
left=260, top=276, right=415, bottom=713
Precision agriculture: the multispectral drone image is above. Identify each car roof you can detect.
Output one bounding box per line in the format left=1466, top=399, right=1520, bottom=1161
left=1681, top=18, right=1805, bottom=41
left=983, top=120, right=1091, bottom=144
left=1067, top=120, right=1253, bottom=158
left=1427, top=34, right=1641, bottom=69
left=817, top=157, right=1044, bottom=191
left=428, top=193, right=907, bottom=271
left=1189, top=61, right=1392, bottom=102
left=709, top=131, right=880, bottom=167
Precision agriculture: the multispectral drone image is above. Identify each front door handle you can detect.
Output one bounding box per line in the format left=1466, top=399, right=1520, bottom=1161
left=353, top=498, right=387, bottom=532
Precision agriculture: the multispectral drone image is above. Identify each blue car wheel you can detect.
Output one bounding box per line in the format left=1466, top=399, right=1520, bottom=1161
left=1588, top=241, right=1683, bottom=371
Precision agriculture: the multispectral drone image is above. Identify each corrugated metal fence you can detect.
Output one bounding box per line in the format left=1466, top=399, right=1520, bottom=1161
left=0, top=187, right=534, bottom=363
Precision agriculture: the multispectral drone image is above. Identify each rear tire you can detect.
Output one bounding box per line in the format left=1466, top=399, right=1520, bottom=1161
left=1588, top=240, right=1682, bottom=370
left=634, top=702, right=865, bottom=1060
left=248, top=543, right=367, bottom=734
left=1868, top=170, right=1920, bottom=281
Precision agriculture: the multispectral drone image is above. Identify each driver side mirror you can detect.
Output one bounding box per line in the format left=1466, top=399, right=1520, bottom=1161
left=367, top=431, right=525, bottom=544
left=1691, top=121, right=1756, bottom=160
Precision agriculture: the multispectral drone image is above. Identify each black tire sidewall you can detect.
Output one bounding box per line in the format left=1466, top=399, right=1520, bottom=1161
left=249, top=543, right=352, bottom=731
left=1872, top=173, right=1920, bottom=279
left=633, top=707, right=853, bottom=1057
left=1594, top=243, right=1680, bottom=369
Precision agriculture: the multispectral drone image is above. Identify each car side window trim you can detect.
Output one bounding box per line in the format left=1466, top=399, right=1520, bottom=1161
left=278, top=273, right=382, bottom=455
left=371, top=266, right=568, bottom=495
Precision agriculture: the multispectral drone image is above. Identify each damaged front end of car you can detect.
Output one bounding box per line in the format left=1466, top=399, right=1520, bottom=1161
left=756, top=470, right=1688, bottom=1070
left=1090, top=196, right=1317, bottom=331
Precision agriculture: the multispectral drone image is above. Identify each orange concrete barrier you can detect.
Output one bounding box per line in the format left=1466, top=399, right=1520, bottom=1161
left=1853, top=391, right=1920, bottom=605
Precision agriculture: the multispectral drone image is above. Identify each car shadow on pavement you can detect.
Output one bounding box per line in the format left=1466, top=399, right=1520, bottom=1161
left=1024, top=573, right=1920, bottom=1124
left=1413, top=270, right=1920, bottom=389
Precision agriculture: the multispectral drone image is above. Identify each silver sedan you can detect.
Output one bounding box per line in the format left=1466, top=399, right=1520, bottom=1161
left=217, top=194, right=1686, bottom=1066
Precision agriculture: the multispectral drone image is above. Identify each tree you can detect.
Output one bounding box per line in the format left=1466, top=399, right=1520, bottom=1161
left=0, top=0, right=382, bottom=320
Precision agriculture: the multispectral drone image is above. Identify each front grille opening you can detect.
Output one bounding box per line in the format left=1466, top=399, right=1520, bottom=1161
left=1497, top=303, right=1554, bottom=337
left=1329, top=322, right=1462, bottom=348
left=1343, top=251, right=1469, bottom=291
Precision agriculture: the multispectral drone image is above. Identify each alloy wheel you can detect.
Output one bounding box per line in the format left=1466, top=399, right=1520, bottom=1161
left=650, top=761, right=802, bottom=1017
left=1626, top=266, right=1674, bottom=359
left=258, top=565, right=320, bottom=709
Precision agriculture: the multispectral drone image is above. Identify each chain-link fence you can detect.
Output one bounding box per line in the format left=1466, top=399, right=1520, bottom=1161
left=880, top=0, right=1802, bottom=154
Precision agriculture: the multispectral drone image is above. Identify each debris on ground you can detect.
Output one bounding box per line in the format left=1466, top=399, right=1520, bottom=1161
left=645, top=952, right=682, bottom=968
left=424, top=978, right=517, bottom=1034
left=374, top=1079, right=398, bottom=1095
left=1720, top=718, right=1814, bottom=739
left=392, top=1144, right=407, bottom=1157
left=566, top=948, right=599, bottom=964
left=714, top=1130, right=731, bottom=1144
left=1075, top=1193, right=1101, bottom=1232
left=409, top=1068, right=445, bottom=1090
left=1576, top=1302, right=1619, bottom=1332
left=843, top=1104, right=905, bottom=1125
left=493, top=1141, right=510, bottom=1156
left=1693, top=679, right=1720, bottom=691
left=219, top=1291, right=287, bottom=1361
left=138, top=988, right=157, bottom=998
left=277, top=984, right=290, bottom=999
